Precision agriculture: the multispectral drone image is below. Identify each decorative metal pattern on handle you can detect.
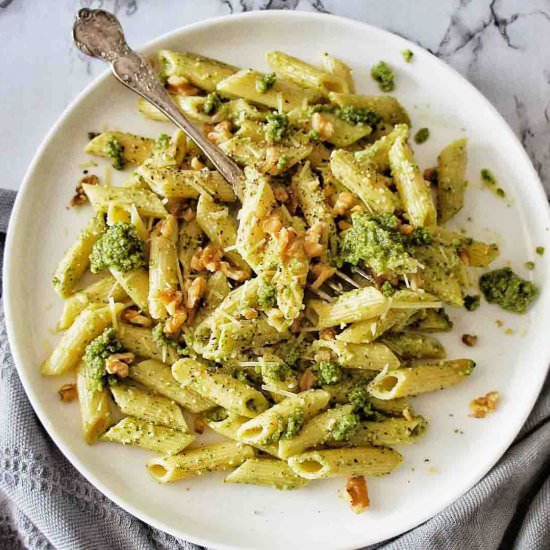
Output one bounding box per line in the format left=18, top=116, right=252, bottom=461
left=73, top=8, right=245, bottom=200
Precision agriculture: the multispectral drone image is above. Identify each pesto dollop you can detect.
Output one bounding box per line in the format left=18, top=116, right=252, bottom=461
left=256, top=72, right=277, bottom=94
left=331, top=412, right=360, bottom=441
left=481, top=168, right=506, bottom=198
left=203, top=92, right=222, bottom=115
left=104, top=136, right=125, bottom=170
left=479, top=267, right=538, bottom=313
left=265, top=112, right=290, bottom=143
left=283, top=408, right=305, bottom=439
left=464, top=294, right=481, bottom=312
left=83, top=327, right=124, bottom=392
left=152, top=323, right=188, bottom=356
left=338, top=213, right=428, bottom=275
left=371, top=61, right=395, bottom=92
left=90, top=222, right=146, bottom=273
left=311, top=104, right=380, bottom=127
left=402, top=49, right=414, bottom=63
left=313, top=360, right=342, bottom=386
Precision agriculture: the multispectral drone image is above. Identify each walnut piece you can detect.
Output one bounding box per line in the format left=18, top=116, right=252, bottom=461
left=346, top=476, right=370, bottom=513
left=299, top=369, right=316, bottom=392
left=469, top=391, right=500, bottom=418
left=58, top=383, right=78, bottom=402
left=166, top=75, right=199, bottom=96
left=332, top=192, right=356, bottom=216
left=310, top=263, right=336, bottom=290
left=71, top=174, right=99, bottom=207
left=120, top=308, right=153, bottom=328
left=311, top=112, right=334, bottom=140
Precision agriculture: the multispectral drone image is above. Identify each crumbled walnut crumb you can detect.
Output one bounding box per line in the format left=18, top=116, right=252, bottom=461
left=262, top=213, right=284, bottom=236
left=185, top=276, right=207, bottom=310
left=105, top=352, right=134, bottom=378
left=320, top=328, right=336, bottom=340
left=338, top=220, right=352, bottom=231
left=469, top=391, right=500, bottom=418
left=182, top=207, right=196, bottom=222
left=166, top=75, right=199, bottom=96
left=311, top=112, right=334, bottom=140
left=194, top=418, right=206, bottom=434
left=346, top=476, right=369, bottom=513
left=304, top=222, right=325, bottom=259
left=207, top=121, right=232, bottom=145
left=299, top=369, right=316, bottom=392
left=332, top=192, right=356, bottom=216
left=423, top=167, right=438, bottom=185
left=121, top=307, right=153, bottom=328
left=220, top=261, right=251, bottom=281
left=58, top=383, right=78, bottom=402
left=158, top=289, right=185, bottom=316
left=165, top=199, right=187, bottom=217
left=462, top=334, right=478, bottom=347
left=164, top=311, right=188, bottom=336
left=273, top=186, right=289, bottom=203
left=398, top=223, right=414, bottom=235
left=190, top=244, right=224, bottom=273
left=71, top=174, right=99, bottom=207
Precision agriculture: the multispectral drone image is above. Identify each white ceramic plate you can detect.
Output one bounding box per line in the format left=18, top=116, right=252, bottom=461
left=4, top=11, right=550, bottom=550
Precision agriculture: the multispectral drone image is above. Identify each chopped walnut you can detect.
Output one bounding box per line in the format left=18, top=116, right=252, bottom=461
left=105, top=352, right=135, bottom=378
left=190, top=157, right=206, bottom=170
left=462, top=334, right=478, bottom=347
left=299, top=369, right=316, bottom=392
left=304, top=223, right=325, bottom=259
left=311, top=112, right=334, bottom=140
left=165, top=199, right=187, bottom=217
left=70, top=174, right=99, bottom=207
left=423, top=167, right=438, bottom=185
left=194, top=418, right=206, bottom=434
left=286, top=189, right=299, bottom=215
left=310, top=263, right=337, bottom=290
left=262, top=213, right=284, bottom=236
left=166, top=75, right=199, bottom=96
left=158, top=289, right=185, bottom=316
left=242, top=308, right=259, bottom=320
left=398, top=223, right=414, bottom=235
left=273, top=186, right=290, bottom=203
left=263, top=146, right=283, bottom=175
left=121, top=307, right=153, bottom=328
left=220, top=261, right=251, bottom=282
left=469, top=391, right=500, bottom=418
left=332, top=192, right=356, bottom=216
left=164, top=311, right=188, bottom=336
left=185, top=276, right=207, bottom=310
left=207, top=121, right=232, bottom=145
left=320, top=328, right=336, bottom=340
left=459, top=249, right=471, bottom=266
left=190, top=244, right=224, bottom=273
left=290, top=314, right=304, bottom=334
left=58, top=383, right=78, bottom=402
left=346, top=476, right=370, bottom=513
left=402, top=407, right=414, bottom=422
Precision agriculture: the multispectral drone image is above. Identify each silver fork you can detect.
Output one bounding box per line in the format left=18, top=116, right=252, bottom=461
left=73, top=8, right=245, bottom=200
left=72, top=9, right=372, bottom=302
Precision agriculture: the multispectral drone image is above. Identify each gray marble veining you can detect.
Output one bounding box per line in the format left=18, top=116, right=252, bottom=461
left=0, top=0, right=548, bottom=194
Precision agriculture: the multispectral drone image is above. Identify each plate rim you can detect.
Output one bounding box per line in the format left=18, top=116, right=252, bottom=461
left=4, top=9, right=550, bottom=550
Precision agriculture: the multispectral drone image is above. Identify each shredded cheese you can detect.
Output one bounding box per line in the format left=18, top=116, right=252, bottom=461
left=261, top=384, right=296, bottom=398
left=108, top=296, right=118, bottom=330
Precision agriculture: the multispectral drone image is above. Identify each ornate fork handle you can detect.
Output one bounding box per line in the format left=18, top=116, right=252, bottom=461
left=73, top=8, right=244, bottom=199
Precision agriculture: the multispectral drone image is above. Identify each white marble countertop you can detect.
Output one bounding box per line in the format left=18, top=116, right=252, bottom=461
left=1, top=0, right=549, bottom=194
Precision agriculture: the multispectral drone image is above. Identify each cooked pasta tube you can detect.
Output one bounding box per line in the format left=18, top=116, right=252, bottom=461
left=311, top=340, right=400, bottom=370
left=368, top=359, right=475, bottom=400
left=110, top=383, right=189, bottom=432
left=42, top=303, right=124, bottom=376
left=102, top=417, right=195, bottom=455
left=237, top=390, right=330, bottom=445
left=288, top=446, right=402, bottom=479
left=344, top=416, right=428, bottom=447
left=129, top=360, right=214, bottom=414
left=225, top=458, right=309, bottom=490
left=172, top=358, right=269, bottom=418
left=278, top=404, right=355, bottom=459
left=147, top=441, right=255, bottom=483
left=76, top=361, right=113, bottom=444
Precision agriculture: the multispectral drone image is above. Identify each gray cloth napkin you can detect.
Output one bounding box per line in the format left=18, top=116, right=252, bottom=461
left=0, top=187, right=548, bottom=550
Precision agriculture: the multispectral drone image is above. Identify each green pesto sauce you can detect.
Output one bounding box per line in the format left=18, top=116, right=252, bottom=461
left=414, top=127, right=430, bottom=144
left=152, top=323, right=188, bottom=356
left=313, top=360, right=342, bottom=386
left=331, top=412, right=360, bottom=441
left=203, top=92, right=222, bottom=115
left=480, top=168, right=506, bottom=198
left=257, top=279, right=277, bottom=310
left=479, top=267, right=538, bottom=313
left=463, top=294, right=481, bottom=312
left=277, top=154, right=289, bottom=171
left=256, top=72, right=277, bottom=94
left=535, top=246, right=545, bottom=256
left=282, top=408, right=304, bottom=439
left=402, top=49, right=414, bottom=63
left=265, top=112, right=290, bottom=143
left=371, top=61, right=395, bottom=92
left=83, top=328, right=124, bottom=392
left=338, top=212, right=430, bottom=276
left=90, top=222, right=146, bottom=273
left=155, top=133, right=170, bottom=150
left=311, top=104, right=380, bottom=127
left=525, top=261, right=535, bottom=271
left=104, top=136, right=125, bottom=170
